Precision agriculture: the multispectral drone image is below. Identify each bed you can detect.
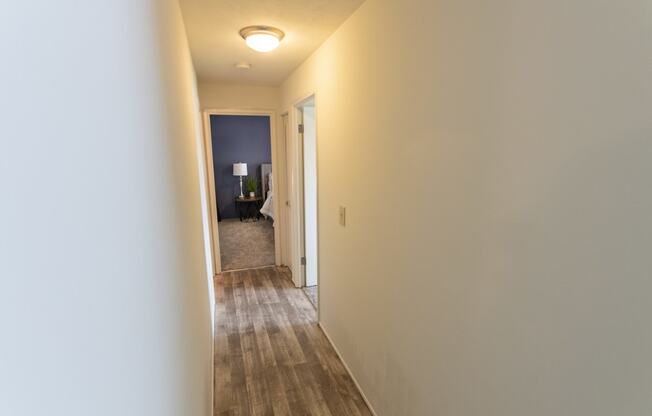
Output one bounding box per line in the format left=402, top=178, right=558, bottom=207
left=259, top=164, right=274, bottom=221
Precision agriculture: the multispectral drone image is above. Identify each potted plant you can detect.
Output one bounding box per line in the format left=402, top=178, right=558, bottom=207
left=245, top=176, right=257, bottom=198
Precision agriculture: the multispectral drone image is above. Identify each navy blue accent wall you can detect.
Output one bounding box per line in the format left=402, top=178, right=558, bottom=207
left=211, top=115, right=271, bottom=219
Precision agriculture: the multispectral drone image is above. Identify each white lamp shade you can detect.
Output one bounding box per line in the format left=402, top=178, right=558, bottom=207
left=233, top=163, right=247, bottom=176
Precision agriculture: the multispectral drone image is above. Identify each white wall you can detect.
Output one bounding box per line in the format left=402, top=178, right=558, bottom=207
left=0, top=1, right=213, bottom=415
left=280, top=0, right=652, bottom=414
left=302, top=106, right=318, bottom=287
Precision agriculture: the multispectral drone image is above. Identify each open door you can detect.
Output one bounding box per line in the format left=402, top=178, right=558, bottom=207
left=302, top=105, right=318, bottom=288
left=293, top=96, right=318, bottom=308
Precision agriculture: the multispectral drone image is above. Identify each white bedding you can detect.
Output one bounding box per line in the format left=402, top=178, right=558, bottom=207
left=260, top=173, right=274, bottom=221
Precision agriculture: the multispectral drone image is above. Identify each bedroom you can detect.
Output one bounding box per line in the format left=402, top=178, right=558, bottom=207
left=204, top=112, right=278, bottom=272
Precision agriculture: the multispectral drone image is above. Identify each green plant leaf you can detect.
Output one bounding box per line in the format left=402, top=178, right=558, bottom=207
left=245, top=176, right=257, bottom=192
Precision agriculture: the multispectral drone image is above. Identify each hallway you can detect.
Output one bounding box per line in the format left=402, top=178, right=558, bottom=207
left=214, top=267, right=372, bottom=415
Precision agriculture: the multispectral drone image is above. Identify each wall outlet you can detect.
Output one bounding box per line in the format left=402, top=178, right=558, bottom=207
left=339, top=206, right=346, bottom=226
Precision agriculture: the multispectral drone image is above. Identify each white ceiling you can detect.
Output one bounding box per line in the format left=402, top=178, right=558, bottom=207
left=179, top=0, right=364, bottom=86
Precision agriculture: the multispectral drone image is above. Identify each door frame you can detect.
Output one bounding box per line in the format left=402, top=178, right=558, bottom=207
left=300, top=104, right=318, bottom=289
left=201, top=109, right=282, bottom=274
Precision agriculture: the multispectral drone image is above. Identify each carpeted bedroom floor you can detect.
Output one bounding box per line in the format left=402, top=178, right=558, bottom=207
left=218, top=218, right=275, bottom=271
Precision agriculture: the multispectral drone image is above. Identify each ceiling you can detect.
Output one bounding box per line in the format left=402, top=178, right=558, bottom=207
left=179, top=0, right=364, bottom=86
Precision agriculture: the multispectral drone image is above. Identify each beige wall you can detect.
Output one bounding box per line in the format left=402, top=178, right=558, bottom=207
left=198, top=82, right=280, bottom=110
left=0, top=1, right=213, bottom=415
left=280, top=0, right=652, bottom=414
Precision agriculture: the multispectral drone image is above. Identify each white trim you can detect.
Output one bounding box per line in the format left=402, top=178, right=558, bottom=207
left=280, top=113, right=292, bottom=268
left=318, top=323, right=378, bottom=416
left=201, top=112, right=222, bottom=274
left=294, top=105, right=306, bottom=288
left=201, top=109, right=282, bottom=274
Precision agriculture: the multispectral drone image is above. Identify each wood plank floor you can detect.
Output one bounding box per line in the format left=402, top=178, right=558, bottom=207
left=214, top=266, right=372, bottom=416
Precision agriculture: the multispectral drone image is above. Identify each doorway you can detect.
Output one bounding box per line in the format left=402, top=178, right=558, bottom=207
left=202, top=110, right=281, bottom=273
left=295, top=96, right=318, bottom=308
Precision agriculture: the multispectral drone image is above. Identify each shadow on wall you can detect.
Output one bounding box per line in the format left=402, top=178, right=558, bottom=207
left=210, top=115, right=271, bottom=219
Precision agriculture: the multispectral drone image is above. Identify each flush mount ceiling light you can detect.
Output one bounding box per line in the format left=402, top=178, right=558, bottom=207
left=239, top=26, right=285, bottom=53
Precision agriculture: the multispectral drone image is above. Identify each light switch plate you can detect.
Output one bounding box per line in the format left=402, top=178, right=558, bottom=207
left=339, top=206, right=346, bottom=226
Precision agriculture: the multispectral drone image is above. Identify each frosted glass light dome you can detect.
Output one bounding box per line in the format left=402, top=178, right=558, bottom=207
left=246, top=33, right=280, bottom=52
left=240, top=26, right=285, bottom=53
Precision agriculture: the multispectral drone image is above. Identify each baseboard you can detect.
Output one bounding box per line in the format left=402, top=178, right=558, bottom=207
left=317, top=323, right=378, bottom=416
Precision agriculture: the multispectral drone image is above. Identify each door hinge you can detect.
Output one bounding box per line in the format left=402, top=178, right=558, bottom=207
left=301, top=257, right=306, bottom=266
left=298, top=124, right=304, bottom=134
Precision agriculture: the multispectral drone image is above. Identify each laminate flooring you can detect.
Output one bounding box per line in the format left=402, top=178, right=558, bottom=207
left=214, top=266, right=372, bottom=416
left=302, top=286, right=318, bottom=309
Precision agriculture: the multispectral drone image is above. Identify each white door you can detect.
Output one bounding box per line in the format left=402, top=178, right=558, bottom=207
left=302, top=106, right=318, bottom=287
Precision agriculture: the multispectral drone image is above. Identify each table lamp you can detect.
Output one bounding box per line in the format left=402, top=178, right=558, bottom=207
left=233, top=162, right=248, bottom=198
